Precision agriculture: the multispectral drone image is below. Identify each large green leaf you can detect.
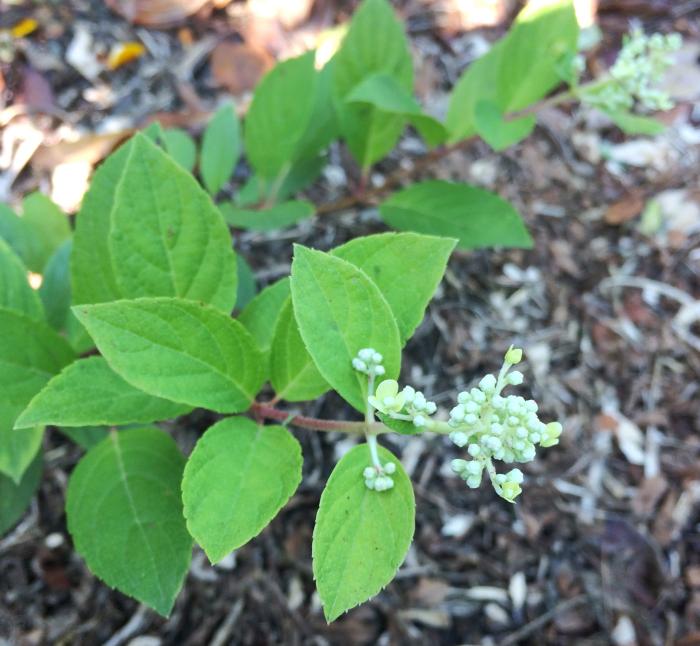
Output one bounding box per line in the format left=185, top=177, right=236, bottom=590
left=0, top=451, right=42, bottom=535
left=446, top=0, right=578, bottom=142
left=0, top=238, right=43, bottom=321
left=379, top=180, right=533, bottom=250
left=313, top=444, right=414, bottom=621
left=332, top=232, right=455, bottom=343
left=238, top=278, right=290, bottom=354
left=72, top=134, right=237, bottom=313
left=16, top=357, right=191, bottom=429
left=182, top=417, right=302, bottom=563
left=244, top=52, right=317, bottom=181
left=331, top=0, right=413, bottom=168
left=200, top=102, right=241, bottom=195
left=73, top=297, right=265, bottom=413
left=220, top=200, right=315, bottom=231
left=66, top=427, right=192, bottom=616
left=0, top=308, right=76, bottom=482
left=161, top=128, right=197, bottom=172
left=290, top=245, right=401, bottom=412
left=270, top=298, right=329, bottom=402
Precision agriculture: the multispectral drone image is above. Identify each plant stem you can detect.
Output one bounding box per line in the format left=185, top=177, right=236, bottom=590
left=250, top=401, right=385, bottom=435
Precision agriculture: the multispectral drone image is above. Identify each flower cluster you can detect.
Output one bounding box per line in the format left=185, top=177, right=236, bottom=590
left=363, top=462, right=396, bottom=491
left=352, top=348, right=385, bottom=377
left=581, top=28, right=681, bottom=113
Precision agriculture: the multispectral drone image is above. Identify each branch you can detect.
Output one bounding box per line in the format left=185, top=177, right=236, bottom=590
left=250, top=401, right=386, bottom=435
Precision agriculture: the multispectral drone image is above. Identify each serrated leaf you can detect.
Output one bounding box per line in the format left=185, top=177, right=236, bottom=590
left=380, top=180, right=532, bottom=250
left=290, top=246, right=401, bottom=412
left=220, top=200, right=315, bottom=231
left=109, top=134, right=237, bottom=311
left=0, top=308, right=76, bottom=481
left=73, top=297, right=265, bottom=413
left=270, top=298, right=329, bottom=402
left=332, top=0, right=413, bottom=167
left=0, top=451, right=42, bottom=536
left=161, top=128, right=197, bottom=172
left=15, top=357, right=191, bottom=429
left=313, top=443, right=414, bottom=622
left=72, top=134, right=237, bottom=313
left=201, top=102, right=241, bottom=195
left=66, top=427, right=192, bottom=616
left=0, top=237, right=43, bottom=321
left=332, top=232, right=455, bottom=343
left=346, top=73, right=447, bottom=147
left=474, top=100, right=536, bottom=151
left=182, top=417, right=302, bottom=563
left=245, top=52, right=317, bottom=180
left=238, top=277, right=290, bottom=364
left=20, top=192, right=71, bottom=273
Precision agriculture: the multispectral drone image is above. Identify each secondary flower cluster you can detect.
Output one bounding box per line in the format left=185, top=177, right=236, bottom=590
left=352, top=348, right=386, bottom=377
left=363, top=462, right=396, bottom=491
left=581, top=28, right=681, bottom=113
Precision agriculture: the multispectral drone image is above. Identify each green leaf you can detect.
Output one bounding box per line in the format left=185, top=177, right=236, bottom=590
left=290, top=246, right=401, bottom=412
left=446, top=0, right=578, bottom=142
left=346, top=73, right=447, bottom=147
left=235, top=254, right=257, bottom=311
left=220, top=200, right=315, bottom=231
left=270, top=298, right=329, bottom=401
left=238, top=277, right=290, bottom=355
left=58, top=426, right=109, bottom=450
left=72, top=134, right=237, bottom=313
left=0, top=451, right=42, bottom=535
left=161, top=128, right=197, bottom=172
left=201, top=102, right=241, bottom=195
left=377, top=413, right=421, bottom=435
left=0, top=203, right=31, bottom=264
left=236, top=157, right=326, bottom=207
left=182, top=417, right=302, bottom=563
left=20, top=192, right=71, bottom=273
left=245, top=52, right=317, bottom=180
left=0, top=238, right=43, bottom=321
left=313, top=443, right=414, bottom=622
left=332, top=232, right=455, bottom=343
left=109, top=134, right=237, bottom=311
left=38, top=239, right=72, bottom=329
left=474, top=100, right=536, bottom=151
left=66, top=427, right=192, bottom=615
left=332, top=0, right=413, bottom=167
left=604, top=110, right=666, bottom=136
left=73, top=297, right=265, bottom=414
left=380, top=180, right=533, bottom=250
left=0, top=308, right=76, bottom=481
left=15, top=357, right=191, bottom=429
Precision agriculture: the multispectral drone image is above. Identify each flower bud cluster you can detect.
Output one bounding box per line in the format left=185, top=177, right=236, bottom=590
left=367, top=379, right=437, bottom=428
left=582, top=28, right=681, bottom=113
left=447, top=347, right=562, bottom=502
left=352, top=347, right=385, bottom=377
left=363, top=462, right=396, bottom=491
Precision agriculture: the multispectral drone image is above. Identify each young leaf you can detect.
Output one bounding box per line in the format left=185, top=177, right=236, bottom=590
left=332, top=232, right=456, bottom=343
left=290, top=246, right=401, bottom=412
left=182, top=417, right=302, bottom=563
left=0, top=308, right=76, bottom=482
left=238, top=278, right=290, bottom=358
left=20, top=192, right=71, bottom=273
left=161, top=128, right=197, bottom=172
left=236, top=157, right=326, bottom=207
left=270, top=299, right=329, bottom=402
left=474, top=100, right=536, bottom=151
left=66, top=427, right=192, bottom=616
left=235, top=254, right=258, bottom=311
left=38, top=240, right=72, bottom=330
left=15, top=357, right=191, bottom=429
left=244, top=52, right=317, bottom=180
left=380, top=180, right=533, bottom=250
left=220, top=200, right=315, bottom=231
left=332, top=0, right=413, bottom=168
left=0, top=237, right=44, bottom=321
left=201, top=102, right=241, bottom=195
left=346, top=73, right=447, bottom=147
left=0, top=451, right=42, bottom=535
left=109, top=134, right=237, bottom=312
left=73, top=297, right=265, bottom=413
left=313, top=444, right=415, bottom=622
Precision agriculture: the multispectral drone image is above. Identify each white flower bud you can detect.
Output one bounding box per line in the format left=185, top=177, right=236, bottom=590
left=450, top=431, right=468, bottom=447
left=464, top=413, right=478, bottom=426
left=384, top=462, right=396, bottom=475
left=372, top=352, right=383, bottom=363
left=374, top=365, right=385, bottom=376
left=505, top=346, right=523, bottom=364
left=352, top=358, right=367, bottom=372
left=467, top=444, right=481, bottom=457
left=479, top=374, right=497, bottom=392
left=451, top=459, right=468, bottom=473
left=507, top=371, right=524, bottom=386
left=363, top=466, right=376, bottom=479
left=425, top=401, right=437, bottom=415
left=457, top=391, right=471, bottom=404
left=470, top=388, right=486, bottom=403
left=413, top=414, right=426, bottom=428
left=358, top=348, right=374, bottom=361
left=466, top=474, right=482, bottom=488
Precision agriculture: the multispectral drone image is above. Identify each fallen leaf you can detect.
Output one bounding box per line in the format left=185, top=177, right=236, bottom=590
left=107, top=42, right=146, bottom=70
left=210, top=41, right=273, bottom=95
left=604, top=193, right=644, bottom=225
left=11, top=17, right=39, bottom=38
left=105, top=0, right=212, bottom=27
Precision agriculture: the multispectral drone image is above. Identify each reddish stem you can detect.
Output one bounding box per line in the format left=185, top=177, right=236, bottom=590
left=250, top=402, right=380, bottom=434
